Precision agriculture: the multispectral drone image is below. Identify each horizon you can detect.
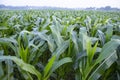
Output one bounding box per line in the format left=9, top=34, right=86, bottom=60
left=0, top=4, right=120, bottom=9
left=0, top=0, right=120, bottom=8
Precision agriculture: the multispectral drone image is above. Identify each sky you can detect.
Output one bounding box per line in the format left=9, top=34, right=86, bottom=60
left=0, top=0, right=120, bottom=8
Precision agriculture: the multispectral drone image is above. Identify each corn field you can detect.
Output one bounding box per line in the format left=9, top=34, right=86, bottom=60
left=0, top=10, right=120, bottom=80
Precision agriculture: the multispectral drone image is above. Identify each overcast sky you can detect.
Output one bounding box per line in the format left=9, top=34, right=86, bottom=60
left=0, top=0, right=120, bottom=8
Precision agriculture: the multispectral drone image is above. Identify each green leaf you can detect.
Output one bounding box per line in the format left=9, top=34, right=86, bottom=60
left=0, top=27, right=9, bottom=30
left=97, top=30, right=105, bottom=46
left=111, top=35, right=120, bottom=40
left=86, top=39, right=93, bottom=66
left=84, top=39, right=120, bottom=80
left=91, top=41, right=98, bottom=63
left=89, top=51, right=117, bottom=80
left=0, top=56, right=42, bottom=80
left=105, top=24, right=113, bottom=42
left=95, top=39, right=120, bottom=64
left=43, top=55, right=56, bottom=79
left=71, top=31, right=79, bottom=54
left=0, top=38, right=18, bottom=56
left=52, top=40, right=69, bottom=59
left=78, top=27, right=88, bottom=52
left=36, top=31, right=56, bottom=53
left=50, top=25, right=63, bottom=47
left=51, top=57, right=72, bottom=73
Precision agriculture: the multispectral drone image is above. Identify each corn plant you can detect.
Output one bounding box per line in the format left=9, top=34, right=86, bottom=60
left=0, top=10, right=120, bottom=80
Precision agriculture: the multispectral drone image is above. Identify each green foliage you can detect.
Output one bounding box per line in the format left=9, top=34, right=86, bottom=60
left=0, top=10, right=120, bottom=80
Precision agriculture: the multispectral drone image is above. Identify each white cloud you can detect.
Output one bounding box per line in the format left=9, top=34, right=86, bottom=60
left=0, top=0, right=120, bottom=8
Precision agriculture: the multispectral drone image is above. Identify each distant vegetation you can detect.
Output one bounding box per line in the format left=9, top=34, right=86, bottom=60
left=0, top=4, right=120, bottom=10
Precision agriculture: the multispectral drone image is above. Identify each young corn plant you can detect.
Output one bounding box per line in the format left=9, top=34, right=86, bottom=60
left=0, top=29, right=72, bottom=80
left=0, top=10, right=120, bottom=80
left=0, top=51, right=72, bottom=80
left=78, top=39, right=120, bottom=80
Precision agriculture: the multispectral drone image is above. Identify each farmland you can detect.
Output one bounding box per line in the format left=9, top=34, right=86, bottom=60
left=0, top=10, right=120, bottom=80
